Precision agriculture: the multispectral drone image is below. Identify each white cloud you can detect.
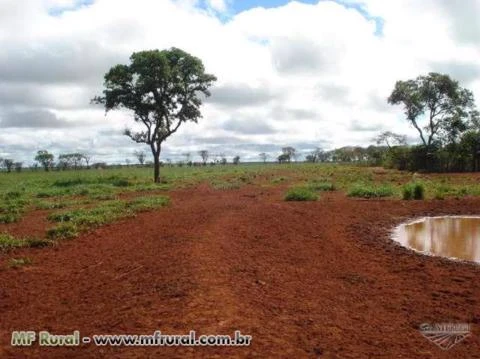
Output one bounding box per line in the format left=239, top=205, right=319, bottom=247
left=1, top=0, right=480, bottom=163
left=206, top=0, right=228, bottom=13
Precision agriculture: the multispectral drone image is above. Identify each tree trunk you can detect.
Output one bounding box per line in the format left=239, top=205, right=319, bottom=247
left=152, top=144, right=162, bottom=183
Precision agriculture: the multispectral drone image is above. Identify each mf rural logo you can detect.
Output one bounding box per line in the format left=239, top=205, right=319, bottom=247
left=419, top=323, right=471, bottom=350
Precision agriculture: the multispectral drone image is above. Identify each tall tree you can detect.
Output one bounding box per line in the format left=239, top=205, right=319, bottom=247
left=93, top=48, right=216, bottom=183
left=35, top=150, right=54, bottom=172
left=388, top=73, right=478, bottom=157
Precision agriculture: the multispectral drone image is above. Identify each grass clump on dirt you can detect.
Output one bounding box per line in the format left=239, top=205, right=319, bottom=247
left=9, top=257, right=32, bottom=268
left=348, top=183, right=394, bottom=198
left=126, top=196, right=170, bottom=212
left=402, top=182, right=425, bottom=200
left=211, top=180, right=241, bottom=190
left=47, top=223, right=80, bottom=240
left=47, top=195, right=170, bottom=239
left=284, top=187, right=318, bottom=201
left=308, top=181, right=335, bottom=192
left=0, top=233, right=52, bottom=251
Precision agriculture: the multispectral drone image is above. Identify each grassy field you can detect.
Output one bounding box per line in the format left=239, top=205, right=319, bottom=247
left=2, top=163, right=480, bottom=250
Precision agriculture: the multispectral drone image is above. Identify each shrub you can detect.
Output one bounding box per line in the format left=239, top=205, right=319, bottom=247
left=284, top=187, right=318, bottom=201
left=348, top=184, right=394, bottom=198
left=402, top=182, right=425, bottom=200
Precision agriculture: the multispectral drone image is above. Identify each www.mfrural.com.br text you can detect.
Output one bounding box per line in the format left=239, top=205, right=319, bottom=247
left=11, top=330, right=252, bottom=347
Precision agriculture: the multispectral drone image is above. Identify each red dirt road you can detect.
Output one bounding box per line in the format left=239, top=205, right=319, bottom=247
left=0, top=185, right=479, bottom=358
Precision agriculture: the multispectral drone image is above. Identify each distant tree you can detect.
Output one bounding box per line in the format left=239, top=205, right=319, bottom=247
left=281, top=147, right=296, bottom=163
left=374, top=131, right=407, bottom=149
left=82, top=154, right=91, bottom=169
left=305, top=148, right=324, bottom=163
left=125, top=158, right=131, bottom=167
left=57, top=153, right=83, bottom=170
left=259, top=152, right=267, bottom=163
left=14, top=162, right=23, bottom=172
left=3, top=159, right=14, bottom=173
left=233, top=155, right=240, bottom=165
left=35, top=150, right=54, bottom=172
left=92, top=48, right=216, bottom=183
left=57, top=155, right=70, bottom=170
left=134, top=150, right=146, bottom=165
left=388, top=73, right=478, bottom=168
left=199, top=150, right=209, bottom=165
left=92, top=162, right=107, bottom=169
left=278, top=153, right=290, bottom=163
left=183, top=152, right=191, bottom=163
left=219, top=153, right=227, bottom=165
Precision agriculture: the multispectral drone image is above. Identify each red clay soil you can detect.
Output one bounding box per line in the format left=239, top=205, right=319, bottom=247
left=0, top=184, right=479, bottom=358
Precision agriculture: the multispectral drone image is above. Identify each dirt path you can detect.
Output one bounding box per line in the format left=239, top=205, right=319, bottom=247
left=0, top=185, right=479, bottom=358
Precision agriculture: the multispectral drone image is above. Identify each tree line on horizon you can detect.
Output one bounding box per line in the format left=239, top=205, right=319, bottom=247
left=2, top=49, right=479, bottom=176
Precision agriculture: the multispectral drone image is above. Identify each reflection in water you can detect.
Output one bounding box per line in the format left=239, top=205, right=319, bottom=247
left=393, top=216, right=480, bottom=263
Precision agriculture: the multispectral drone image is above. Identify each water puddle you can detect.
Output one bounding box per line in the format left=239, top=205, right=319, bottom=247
left=393, top=216, right=480, bottom=264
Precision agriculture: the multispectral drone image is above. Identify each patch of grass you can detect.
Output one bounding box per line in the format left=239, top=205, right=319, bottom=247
left=3, top=191, right=23, bottom=200
left=211, top=181, right=241, bottom=190
left=126, top=196, right=170, bottom=212
left=271, top=177, right=287, bottom=184
left=53, top=178, right=89, bottom=187
left=0, top=199, right=26, bottom=223
left=308, top=181, right=335, bottom=191
left=46, top=196, right=169, bottom=236
left=47, top=223, right=79, bottom=240
left=0, top=212, right=22, bottom=224
left=284, top=187, right=318, bottom=201
left=348, top=183, right=394, bottom=198
left=9, top=257, right=32, bottom=268
left=0, top=233, right=52, bottom=251
left=402, top=182, right=425, bottom=200
left=34, top=200, right=74, bottom=210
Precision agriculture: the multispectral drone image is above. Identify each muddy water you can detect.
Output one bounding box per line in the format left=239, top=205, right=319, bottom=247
left=393, top=216, right=480, bottom=263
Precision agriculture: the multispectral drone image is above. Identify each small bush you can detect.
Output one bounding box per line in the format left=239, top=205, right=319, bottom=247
left=348, top=184, right=394, bottom=198
left=402, top=182, right=425, bottom=200
left=284, top=187, right=318, bottom=201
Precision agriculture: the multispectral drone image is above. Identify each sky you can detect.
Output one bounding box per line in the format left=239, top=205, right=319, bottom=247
left=1, top=0, right=480, bottom=165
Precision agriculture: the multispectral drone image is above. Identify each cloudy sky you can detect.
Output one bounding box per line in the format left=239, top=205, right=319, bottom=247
left=1, top=0, right=480, bottom=164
